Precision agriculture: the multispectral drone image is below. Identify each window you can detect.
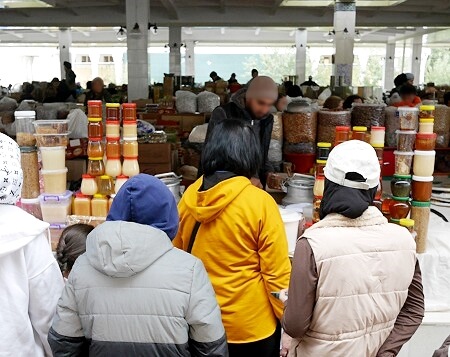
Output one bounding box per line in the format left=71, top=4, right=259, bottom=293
left=101, top=55, right=114, bottom=63
left=75, top=55, right=91, bottom=63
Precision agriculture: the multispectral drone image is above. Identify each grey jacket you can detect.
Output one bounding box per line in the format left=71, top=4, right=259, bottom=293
left=48, top=221, right=228, bottom=356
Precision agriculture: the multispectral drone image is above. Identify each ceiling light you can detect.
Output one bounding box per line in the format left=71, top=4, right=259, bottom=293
left=326, top=30, right=334, bottom=42
left=354, top=30, right=361, bottom=42
left=220, top=27, right=225, bottom=35
left=129, top=22, right=141, bottom=36
left=255, top=27, right=261, bottom=36
left=151, top=25, right=158, bottom=35
left=116, top=26, right=126, bottom=41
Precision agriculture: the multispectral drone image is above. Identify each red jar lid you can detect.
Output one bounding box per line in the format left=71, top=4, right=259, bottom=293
left=116, top=174, right=129, bottom=179
left=371, top=126, right=385, bottom=131
left=106, top=136, right=120, bottom=142
left=123, top=156, right=138, bottom=160
left=87, top=100, right=102, bottom=106
left=75, top=192, right=90, bottom=198
left=89, top=137, right=102, bottom=142
left=416, top=133, right=437, bottom=139
left=82, top=174, right=94, bottom=179
left=106, top=120, right=120, bottom=124
left=122, top=120, right=137, bottom=125
left=335, top=126, right=350, bottom=131
left=122, top=103, right=137, bottom=109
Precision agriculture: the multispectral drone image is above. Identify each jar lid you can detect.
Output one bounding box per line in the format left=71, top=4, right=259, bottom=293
left=316, top=159, right=327, bottom=164
left=335, top=126, right=350, bottom=131
left=393, top=150, right=414, bottom=155
left=82, top=174, right=94, bottom=179
left=88, top=157, right=104, bottom=161
left=75, top=192, right=90, bottom=198
left=390, top=218, right=400, bottom=223
left=411, top=200, right=431, bottom=207
left=105, top=103, right=120, bottom=108
left=39, top=146, right=66, bottom=151
left=93, top=194, right=107, bottom=199
left=317, top=142, right=332, bottom=148
left=106, top=136, right=120, bottom=141
left=398, top=106, right=419, bottom=112
left=419, top=105, right=435, bottom=111
left=123, top=156, right=138, bottom=159
left=353, top=126, right=368, bottom=132
left=14, top=110, right=36, bottom=118
left=87, top=100, right=102, bottom=106
left=88, top=117, right=102, bottom=122
left=393, top=174, right=412, bottom=179
left=19, top=146, right=37, bottom=153
left=412, top=175, right=433, bottom=182
left=371, top=143, right=385, bottom=148
left=419, top=118, right=434, bottom=123
left=392, top=196, right=410, bottom=202
left=414, top=150, right=436, bottom=156
left=40, top=168, right=68, bottom=174
left=123, top=137, right=138, bottom=141
left=399, top=218, right=415, bottom=227
left=395, top=130, right=416, bottom=135
left=416, top=133, right=437, bottom=139
left=100, top=175, right=111, bottom=180
left=89, top=137, right=102, bottom=142
left=106, top=120, right=120, bottom=124
left=122, top=103, right=137, bottom=108
left=371, top=126, right=385, bottom=131
left=116, top=174, right=129, bottom=179
left=123, top=120, right=137, bottom=125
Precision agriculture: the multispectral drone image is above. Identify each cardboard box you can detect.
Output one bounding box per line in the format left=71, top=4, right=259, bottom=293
left=66, top=158, right=86, bottom=182
left=138, top=143, right=172, bottom=164
left=140, top=163, right=172, bottom=176
left=163, top=76, right=174, bottom=97
left=182, top=114, right=206, bottom=132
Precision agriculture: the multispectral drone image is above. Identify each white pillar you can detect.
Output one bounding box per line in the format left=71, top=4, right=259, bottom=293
left=411, top=37, right=422, bottom=85
left=295, top=29, right=307, bottom=84
left=384, top=43, right=395, bottom=91
left=112, top=48, right=126, bottom=85
left=90, top=51, right=100, bottom=79
left=58, top=27, right=72, bottom=79
left=333, top=0, right=355, bottom=86
left=126, top=0, right=149, bottom=100
left=184, top=40, right=195, bottom=77
left=169, top=26, right=182, bottom=76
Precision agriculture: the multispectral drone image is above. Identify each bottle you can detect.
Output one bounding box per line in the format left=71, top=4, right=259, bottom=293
left=80, top=174, right=98, bottom=196
left=115, top=175, right=129, bottom=194
left=313, top=159, right=326, bottom=223
left=87, top=157, right=105, bottom=176
left=91, top=194, right=108, bottom=218
left=122, top=103, right=137, bottom=121
left=88, top=117, right=103, bottom=139
left=122, top=139, right=139, bottom=157
left=334, top=126, right=350, bottom=146
left=73, top=193, right=91, bottom=216
left=316, top=142, right=331, bottom=161
left=87, top=138, right=104, bottom=158
left=106, top=103, right=120, bottom=120
left=122, top=157, right=140, bottom=177
left=352, top=126, right=368, bottom=141
left=98, top=175, right=114, bottom=196
left=87, top=100, right=102, bottom=118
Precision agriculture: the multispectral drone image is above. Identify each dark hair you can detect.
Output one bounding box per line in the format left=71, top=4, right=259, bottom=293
left=287, top=85, right=302, bottom=98
left=444, top=92, right=450, bottom=106
left=210, top=71, right=218, bottom=77
left=323, top=95, right=343, bottom=110
left=56, top=224, right=94, bottom=274
left=394, top=73, right=408, bottom=88
left=63, top=61, right=72, bottom=69
left=251, top=69, right=258, bottom=75
left=399, top=83, right=417, bottom=96
left=202, top=119, right=261, bottom=178
left=86, top=81, right=92, bottom=90
left=343, top=94, right=363, bottom=109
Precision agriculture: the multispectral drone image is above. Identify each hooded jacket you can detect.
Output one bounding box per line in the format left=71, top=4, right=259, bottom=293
left=174, top=176, right=291, bottom=344
left=0, top=204, right=64, bottom=357
left=48, top=221, right=228, bottom=356
left=202, top=88, right=274, bottom=186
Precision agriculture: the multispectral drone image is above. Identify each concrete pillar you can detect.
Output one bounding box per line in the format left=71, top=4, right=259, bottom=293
left=333, top=0, right=355, bottom=86
left=184, top=40, right=195, bottom=77
left=295, top=29, right=307, bottom=84
left=384, top=43, right=395, bottom=90
left=126, top=0, right=149, bottom=100
left=169, top=26, right=182, bottom=76
left=58, top=27, right=72, bottom=79
left=90, top=51, right=99, bottom=79
left=112, top=48, right=126, bottom=85
left=411, top=37, right=423, bottom=85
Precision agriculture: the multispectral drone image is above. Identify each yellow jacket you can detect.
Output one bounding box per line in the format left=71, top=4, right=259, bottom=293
left=174, top=176, right=291, bottom=343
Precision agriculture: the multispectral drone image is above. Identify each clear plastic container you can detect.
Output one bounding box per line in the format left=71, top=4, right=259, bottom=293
left=412, top=175, right=433, bottom=202
left=15, top=111, right=36, bottom=146
left=413, top=150, right=436, bottom=177
left=39, top=146, right=66, bottom=170
left=415, top=133, right=436, bottom=151
left=87, top=100, right=103, bottom=118
left=41, top=168, right=68, bottom=195
left=370, top=126, right=385, bottom=147
left=33, top=119, right=69, bottom=134
left=39, top=190, right=72, bottom=224
left=419, top=105, right=435, bottom=119
left=122, top=157, right=140, bottom=177
left=398, top=107, right=419, bottom=130
left=91, top=194, right=108, bottom=218
left=34, top=133, right=69, bottom=147
left=115, top=175, right=129, bottom=194
left=19, top=197, right=43, bottom=220
left=105, top=158, right=121, bottom=178
left=122, top=139, right=138, bottom=157
left=73, top=193, right=91, bottom=216
left=20, top=146, right=40, bottom=199
left=123, top=121, right=137, bottom=139
left=396, top=130, right=416, bottom=152
left=418, top=118, right=434, bottom=134
left=394, top=151, right=414, bottom=175
left=87, top=157, right=105, bottom=176
left=80, top=174, right=98, bottom=196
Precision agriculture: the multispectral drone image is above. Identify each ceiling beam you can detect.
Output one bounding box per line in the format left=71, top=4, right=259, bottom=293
left=272, top=0, right=284, bottom=14
left=219, top=0, right=226, bottom=14
left=159, top=0, right=179, bottom=20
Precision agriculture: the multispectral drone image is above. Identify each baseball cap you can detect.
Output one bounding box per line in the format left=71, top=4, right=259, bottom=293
left=324, top=140, right=380, bottom=190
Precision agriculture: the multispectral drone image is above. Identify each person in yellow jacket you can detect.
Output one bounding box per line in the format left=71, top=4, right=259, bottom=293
left=174, top=119, right=291, bottom=357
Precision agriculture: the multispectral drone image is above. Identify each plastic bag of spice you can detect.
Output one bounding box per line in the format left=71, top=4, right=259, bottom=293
left=197, top=91, right=220, bottom=113
left=317, top=110, right=351, bottom=144
left=175, top=90, right=197, bottom=114
left=351, top=103, right=386, bottom=128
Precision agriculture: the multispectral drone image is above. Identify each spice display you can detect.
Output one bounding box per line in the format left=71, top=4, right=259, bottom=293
left=284, top=143, right=315, bottom=154
left=415, top=133, right=436, bottom=151
left=419, top=105, right=435, bottom=119
left=122, top=157, right=140, bottom=177
left=399, top=218, right=415, bottom=234
left=282, top=111, right=317, bottom=144
left=390, top=174, right=412, bottom=198
left=317, top=110, right=351, bottom=144
left=418, top=118, right=434, bottom=134
left=197, top=91, right=220, bottom=113
left=396, top=130, right=416, bottom=152
left=98, top=175, right=114, bottom=196
left=334, top=126, right=350, bottom=146
left=88, top=118, right=103, bottom=139
left=271, top=113, right=283, bottom=141
left=313, top=160, right=326, bottom=223
left=389, top=197, right=411, bottom=219
left=398, top=107, right=419, bottom=130
left=413, top=150, right=435, bottom=177
left=122, top=140, right=139, bottom=157
left=91, top=194, right=108, bottom=217
left=33, top=120, right=69, bottom=134
left=106, top=120, right=120, bottom=138
left=106, top=137, right=121, bottom=158
left=412, top=175, right=433, bottom=202
left=87, top=138, right=104, bottom=158
left=434, top=105, right=450, bottom=147
left=80, top=174, right=98, bottom=196
left=115, top=175, right=129, bottom=194
left=316, top=142, right=331, bottom=160
left=385, top=107, right=399, bottom=147
left=370, top=126, right=385, bottom=147
left=39, top=190, right=72, bottom=224
left=351, top=103, right=386, bottom=127
left=87, top=157, right=105, bottom=176
left=394, top=151, right=414, bottom=175
left=34, top=133, right=69, bottom=147
left=39, top=146, right=66, bottom=170
left=73, top=193, right=91, bottom=216
left=106, top=103, right=120, bottom=120
left=410, top=201, right=431, bottom=253
left=41, top=168, right=68, bottom=194
left=20, top=147, right=40, bottom=199
left=122, top=103, right=137, bottom=121
left=105, top=158, right=121, bottom=178
left=352, top=126, right=368, bottom=141
left=87, top=100, right=103, bottom=118
left=123, top=122, right=138, bottom=139
left=15, top=111, right=36, bottom=146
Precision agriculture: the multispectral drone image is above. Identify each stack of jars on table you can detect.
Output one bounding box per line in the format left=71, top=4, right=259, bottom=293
left=313, top=142, right=331, bottom=223
left=369, top=126, right=386, bottom=202
left=121, top=103, right=140, bottom=177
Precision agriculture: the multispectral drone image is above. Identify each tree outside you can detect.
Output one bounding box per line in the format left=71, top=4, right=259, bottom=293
left=424, top=48, right=450, bottom=85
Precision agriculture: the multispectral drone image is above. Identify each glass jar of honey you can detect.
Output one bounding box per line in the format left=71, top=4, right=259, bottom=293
left=389, top=197, right=411, bottom=220
left=88, top=117, right=103, bottom=139
left=411, top=175, right=433, bottom=202
left=122, top=157, right=140, bottom=177
left=73, top=193, right=91, bottom=216
left=106, top=103, right=120, bottom=120
left=122, top=139, right=138, bottom=157
left=122, top=103, right=137, bottom=121
left=91, top=194, right=108, bottom=218
left=106, top=120, right=120, bottom=138
left=334, top=126, right=350, bottom=146
left=87, top=100, right=102, bottom=118
left=122, top=122, right=137, bottom=139
left=98, top=175, right=114, bottom=196
left=80, top=174, right=98, bottom=196
left=106, top=137, right=121, bottom=158
left=87, top=157, right=105, bottom=176
left=352, top=126, right=368, bottom=141
left=87, top=138, right=104, bottom=158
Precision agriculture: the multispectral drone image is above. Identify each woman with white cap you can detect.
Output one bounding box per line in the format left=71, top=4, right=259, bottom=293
left=281, top=140, right=424, bottom=357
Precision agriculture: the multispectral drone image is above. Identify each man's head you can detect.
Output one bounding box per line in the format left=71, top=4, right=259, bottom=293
left=91, top=77, right=105, bottom=95
left=251, top=69, right=259, bottom=78
left=63, top=61, right=72, bottom=70
left=394, top=73, right=408, bottom=88
left=444, top=92, right=450, bottom=107
left=405, top=73, right=414, bottom=85
left=399, top=84, right=417, bottom=104
left=209, top=71, right=218, bottom=80
left=0, top=133, right=23, bottom=205
left=107, top=174, right=179, bottom=239
left=245, top=76, right=278, bottom=119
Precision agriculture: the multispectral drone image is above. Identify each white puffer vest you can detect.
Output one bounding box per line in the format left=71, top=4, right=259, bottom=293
left=290, top=207, right=416, bottom=357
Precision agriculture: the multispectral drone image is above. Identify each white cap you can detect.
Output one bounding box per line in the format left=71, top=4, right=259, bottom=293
left=324, top=140, right=380, bottom=190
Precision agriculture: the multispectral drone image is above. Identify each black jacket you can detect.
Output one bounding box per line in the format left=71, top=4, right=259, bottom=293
left=202, top=88, right=274, bottom=187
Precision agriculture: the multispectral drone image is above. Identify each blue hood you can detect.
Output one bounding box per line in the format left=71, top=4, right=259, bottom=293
left=107, top=174, right=179, bottom=239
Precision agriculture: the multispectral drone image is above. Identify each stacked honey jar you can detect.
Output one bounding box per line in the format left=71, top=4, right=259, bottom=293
left=75, top=101, right=137, bottom=218
left=312, top=142, right=331, bottom=223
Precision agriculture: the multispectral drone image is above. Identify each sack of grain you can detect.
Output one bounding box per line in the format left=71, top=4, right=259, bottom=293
left=317, top=110, right=351, bottom=144
left=175, top=90, right=197, bottom=113
left=271, top=112, right=283, bottom=141
left=197, top=91, right=220, bottom=113
left=268, top=139, right=283, bottom=163
left=351, top=103, right=386, bottom=127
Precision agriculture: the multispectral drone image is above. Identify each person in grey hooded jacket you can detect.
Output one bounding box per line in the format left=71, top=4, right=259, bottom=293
left=48, top=174, right=228, bottom=357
